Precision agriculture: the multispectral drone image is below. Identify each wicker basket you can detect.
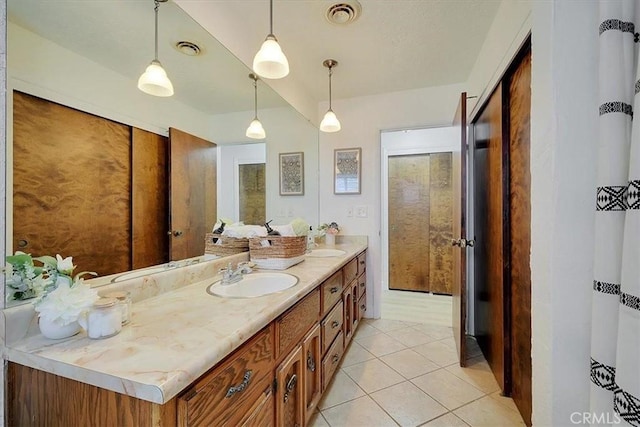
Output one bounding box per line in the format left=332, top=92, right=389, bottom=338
left=204, top=233, right=249, bottom=257
left=249, top=235, right=307, bottom=270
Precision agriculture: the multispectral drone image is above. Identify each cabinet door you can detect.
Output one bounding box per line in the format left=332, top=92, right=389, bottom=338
left=239, top=379, right=275, bottom=427
left=351, top=282, right=360, bottom=333
left=276, top=346, right=304, bottom=427
left=302, top=325, right=322, bottom=424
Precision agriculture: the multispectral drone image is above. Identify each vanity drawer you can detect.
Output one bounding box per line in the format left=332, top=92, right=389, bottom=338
left=178, top=325, right=274, bottom=426
left=357, top=293, right=367, bottom=323
left=357, top=251, right=366, bottom=276
left=343, top=258, right=358, bottom=288
left=321, top=300, right=344, bottom=354
left=321, top=270, right=344, bottom=315
left=355, top=272, right=366, bottom=301
left=322, top=331, right=344, bottom=391
left=276, top=288, right=320, bottom=358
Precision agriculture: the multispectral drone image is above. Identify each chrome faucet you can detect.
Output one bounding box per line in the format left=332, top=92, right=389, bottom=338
left=219, top=262, right=253, bottom=285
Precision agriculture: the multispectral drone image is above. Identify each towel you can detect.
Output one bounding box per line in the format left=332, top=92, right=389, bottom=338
left=222, top=225, right=268, bottom=238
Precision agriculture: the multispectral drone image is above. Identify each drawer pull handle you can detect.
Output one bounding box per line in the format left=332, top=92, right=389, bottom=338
left=330, top=286, right=339, bottom=294
left=360, top=282, right=365, bottom=287
left=225, top=370, right=253, bottom=398
left=360, top=260, right=365, bottom=265
left=361, top=304, right=366, bottom=311
left=283, top=374, right=298, bottom=403
left=332, top=354, right=339, bottom=364
left=331, top=320, right=339, bottom=328
left=307, top=351, right=316, bottom=372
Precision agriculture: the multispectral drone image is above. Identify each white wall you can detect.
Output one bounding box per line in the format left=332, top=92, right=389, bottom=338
left=318, top=82, right=465, bottom=318
left=530, top=1, right=598, bottom=425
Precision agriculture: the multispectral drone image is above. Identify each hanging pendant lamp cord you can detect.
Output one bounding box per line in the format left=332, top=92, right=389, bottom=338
left=154, top=0, right=160, bottom=60
left=328, top=66, right=333, bottom=110
left=254, top=78, right=259, bottom=119
left=269, top=0, right=274, bottom=37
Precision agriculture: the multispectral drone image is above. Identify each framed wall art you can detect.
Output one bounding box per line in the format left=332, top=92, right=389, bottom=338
left=279, top=152, right=304, bottom=196
left=334, top=147, right=361, bottom=194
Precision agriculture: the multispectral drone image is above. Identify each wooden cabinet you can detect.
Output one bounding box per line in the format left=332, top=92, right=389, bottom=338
left=343, top=257, right=358, bottom=288
left=343, top=285, right=354, bottom=347
left=177, top=325, right=274, bottom=426
left=322, top=331, right=344, bottom=391
left=238, top=379, right=275, bottom=426
left=302, top=325, right=322, bottom=423
left=276, top=346, right=304, bottom=427
left=357, top=251, right=366, bottom=277
left=321, top=270, right=343, bottom=315
left=321, top=300, right=344, bottom=354
left=276, top=288, right=320, bottom=358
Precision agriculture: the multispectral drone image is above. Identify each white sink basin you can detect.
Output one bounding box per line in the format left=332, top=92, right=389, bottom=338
left=207, top=272, right=299, bottom=298
left=306, top=249, right=346, bottom=258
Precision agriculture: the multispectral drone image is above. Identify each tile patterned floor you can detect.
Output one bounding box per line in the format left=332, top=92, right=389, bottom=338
left=310, top=318, right=526, bottom=427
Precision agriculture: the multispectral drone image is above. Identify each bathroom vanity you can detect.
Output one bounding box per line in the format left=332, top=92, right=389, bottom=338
left=4, top=239, right=367, bottom=426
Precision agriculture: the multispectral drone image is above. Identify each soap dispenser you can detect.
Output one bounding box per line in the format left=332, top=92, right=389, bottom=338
left=264, top=220, right=280, bottom=236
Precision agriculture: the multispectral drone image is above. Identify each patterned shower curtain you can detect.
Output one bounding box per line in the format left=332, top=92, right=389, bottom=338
left=590, top=1, right=640, bottom=426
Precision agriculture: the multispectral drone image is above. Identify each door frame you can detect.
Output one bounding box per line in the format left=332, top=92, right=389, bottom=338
left=380, top=127, right=458, bottom=293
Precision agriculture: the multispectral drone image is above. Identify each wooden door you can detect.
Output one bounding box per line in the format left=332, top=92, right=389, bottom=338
left=131, top=128, right=169, bottom=269
left=239, top=163, right=266, bottom=225
left=452, top=92, right=468, bottom=366
left=12, top=91, right=131, bottom=276
left=473, top=84, right=508, bottom=392
left=276, top=346, right=304, bottom=427
left=388, top=154, right=431, bottom=291
left=168, top=128, right=217, bottom=260
left=508, top=46, right=532, bottom=426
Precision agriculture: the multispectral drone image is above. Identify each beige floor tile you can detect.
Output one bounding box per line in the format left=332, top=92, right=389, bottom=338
left=380, top=348, right=440, bottom=379
left=341, top=341, right=377, bottom=367
left=370, top=381, right=448, bottom=427
left=353, top=322, right=383, bottom=340
left=392, top=328, right=437, bottom=347
left=321, top=395, right=398, bottom=427
left=366, top=318, right=415, bottom=333
left=422, top=413, right=470, bottom=426
left=318, top=370, right=366, bottom=410
left=354, top=331, right=407, bottom=357
left=488, top=390, right=522, bottom=414
left=308, top=411, right=330, bottom=427
left=412, top=340, right=459, bottom=367
left=412, top=324, right=454, bottom=340
left=445, top=357, right=500, bottom=394
left=411, top=370, right=485, bottom=410
left=342, top=359, right=405, bottom=393
left=454, top=395, right=526, bottom=426
left=437, top=336, right=457, bottom=350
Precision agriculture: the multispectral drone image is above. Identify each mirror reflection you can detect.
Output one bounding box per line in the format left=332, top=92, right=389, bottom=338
left=6, top=1, right=319, bottom=305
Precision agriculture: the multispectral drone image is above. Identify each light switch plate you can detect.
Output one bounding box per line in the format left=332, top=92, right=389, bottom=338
left=347, top=207, right=354, bottom=217
left=355, top=205, right=368, bottom=218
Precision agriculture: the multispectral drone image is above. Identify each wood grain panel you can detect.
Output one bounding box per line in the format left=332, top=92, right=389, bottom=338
left=428, top=152, right=454, bottom=295
left=238, top=378, right=274, bottom=427
left=132, top=127, right=169, bottom=269
left=239, top=163, right=266, bottom=225
left=13, top=91, right=131, bottom=276
left=508, top=46, right=532, bottom=426
left=388, top=154, right=431, bottom=291
left=276, top=346, right=304, bottom=427
left=302, top=324, right=322, bottom=423
left=7, top=362, right=176, bottom=426
left=276, top=288, right=320, bottom=359
left=473, top=83, right=506, bottom=391
left=321, top=300, right=344, bottom=354
left=321, top=270, right=343, bottom=315
left=169, top=128, right=217, bottom=260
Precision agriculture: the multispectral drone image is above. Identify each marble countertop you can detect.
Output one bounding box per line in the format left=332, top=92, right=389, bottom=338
left=2, top=240, right=367, bottom=404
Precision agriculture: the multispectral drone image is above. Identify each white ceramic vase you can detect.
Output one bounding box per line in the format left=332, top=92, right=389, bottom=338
left=325, top=233, right=336, bottom=246
left=38, top=316, right=81, bottom=340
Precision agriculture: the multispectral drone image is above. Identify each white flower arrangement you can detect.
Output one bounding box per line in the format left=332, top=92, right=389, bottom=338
left=5, top=252, right=99, bottom=325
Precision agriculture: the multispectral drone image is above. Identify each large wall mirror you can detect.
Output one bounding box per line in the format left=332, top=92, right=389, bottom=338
left=5, top=1, right=319, bottom=306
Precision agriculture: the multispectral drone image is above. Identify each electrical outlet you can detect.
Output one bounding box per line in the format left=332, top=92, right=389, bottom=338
left=355, top=205, right=368, bottom=218
left=347, top=207, right=354, bottom=217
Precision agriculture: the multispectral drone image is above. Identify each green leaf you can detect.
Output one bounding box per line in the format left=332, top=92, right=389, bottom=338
left=6, top=254, right=34, bottom=266
left=33, top=255, right=57, bottom=267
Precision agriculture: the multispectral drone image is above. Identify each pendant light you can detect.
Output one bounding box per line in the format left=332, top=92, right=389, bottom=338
left=246, top=73, right=266, bottom=139
left=138, top=0, right=174, bottom=97
left=253, top=0, right=289, bottom=79
left=320, top=59, right=341, bottom=133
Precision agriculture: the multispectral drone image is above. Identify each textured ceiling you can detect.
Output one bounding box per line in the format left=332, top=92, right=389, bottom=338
left=8, top=0, right=502, bottom=117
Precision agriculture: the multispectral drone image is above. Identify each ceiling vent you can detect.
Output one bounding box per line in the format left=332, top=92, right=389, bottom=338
left=175, top=41, right=202, bottom=56
left=325, top=1, right=362, bottom=25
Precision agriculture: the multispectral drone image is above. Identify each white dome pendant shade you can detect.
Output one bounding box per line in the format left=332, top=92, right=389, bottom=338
left=138, top=60, right=174, bottom=97
left=253, top=0, right=289, bottom=79
left=138, top=0, right=174, bottom=97
left=246, top=118, right=266, bottom=139
left=246, top=73, right=266, bottom=139
left=320, top=59, right=341, bottom=133
left=320, top=109, right=341, bottom=133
